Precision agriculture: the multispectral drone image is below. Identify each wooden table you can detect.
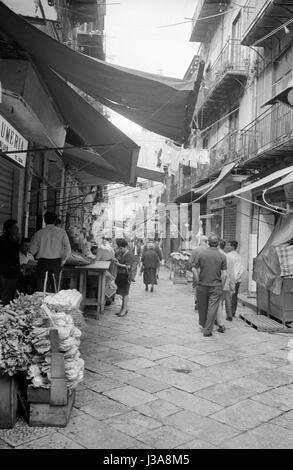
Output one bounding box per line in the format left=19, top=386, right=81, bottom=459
left=75, top=261, right=110, bottom=319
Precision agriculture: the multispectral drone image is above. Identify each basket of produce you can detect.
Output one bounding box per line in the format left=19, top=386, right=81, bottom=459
left=0, top=293, right=85, bottom=428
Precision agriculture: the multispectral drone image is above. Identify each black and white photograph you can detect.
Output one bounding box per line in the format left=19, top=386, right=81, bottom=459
left=1, top=0, right=293, bottom=454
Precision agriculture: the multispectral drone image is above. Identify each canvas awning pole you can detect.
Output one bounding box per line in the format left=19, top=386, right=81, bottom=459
left=234, top=195, right=287, bottom=215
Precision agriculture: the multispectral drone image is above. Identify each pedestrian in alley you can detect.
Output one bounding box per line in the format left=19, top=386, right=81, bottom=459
left=29, top=211, right=71, bottom=292
left=0, top=219, right=21, bottom=305
left=129, top=237, right=142, bottom=282
left=114, top=238, right=133, bottom=317
left=189, top=235, right=208, bottom=310
left=193, top=234, right=227, bottom=337
left=216, top=239, right=235, bottom=332
left=226, top=240, right=245, bottom=319
left=141, top=242, right=161, bottom=292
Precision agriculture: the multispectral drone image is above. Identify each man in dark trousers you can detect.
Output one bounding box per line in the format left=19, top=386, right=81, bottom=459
left=193, top=234, right=227, bottom=337
left=0, top=219, right=21, bottom=305
left=29, top=212, right=71, bottom=292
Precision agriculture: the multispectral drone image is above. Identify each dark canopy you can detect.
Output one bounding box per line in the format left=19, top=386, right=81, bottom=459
left=0, top=1, right=199, bottom=144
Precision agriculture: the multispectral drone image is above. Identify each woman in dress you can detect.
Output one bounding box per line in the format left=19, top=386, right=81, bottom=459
left=141, top=242, right=160, bottom=292
left=114, top=238, right=133, bottom=316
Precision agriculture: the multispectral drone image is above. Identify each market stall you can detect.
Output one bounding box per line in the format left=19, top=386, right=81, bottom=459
left=0, top=290, right=85, bottom=428
left=169, top=251, right=190, bottom=284
left=254, top=214, right=293, bottom=324
left=75, top=261, right=111, bottom=319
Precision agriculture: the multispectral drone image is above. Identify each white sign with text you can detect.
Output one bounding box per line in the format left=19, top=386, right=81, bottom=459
left=0, top=113, right=28, bottom=167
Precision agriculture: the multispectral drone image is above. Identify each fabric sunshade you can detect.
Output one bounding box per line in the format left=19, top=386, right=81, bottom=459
left=193, top=162, right=236, bottom=202
left=192, top=181, right=214, bottom=195
left=211, top=164, right=293, bottom=200
left=268, top=171, right=293, bottom=190
left=262, top=80, right=293, bottom=108
left=0, top=2, right=198, bottom=144
left=136, top=167, right=165, bottom=182
left=62, top=146, right=126, bottom=185
left=36, top=63, right=139, bottom=186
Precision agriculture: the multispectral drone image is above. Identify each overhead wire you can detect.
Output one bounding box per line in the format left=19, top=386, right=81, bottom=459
left=156, top=7, right=238, bottom=29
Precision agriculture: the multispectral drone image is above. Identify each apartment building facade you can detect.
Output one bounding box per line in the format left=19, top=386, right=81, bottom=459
left=167, top=0, right=293, bottom=292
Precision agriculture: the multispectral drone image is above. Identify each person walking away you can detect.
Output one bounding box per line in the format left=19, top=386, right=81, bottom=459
left=141, top=242, right=160, bottom=292
left=216, top=239, right=235, bottom=332
left=226, top=240, right=245, bottom=318
left=18, top=237, right=37, bottom=294
left=154, top=240, right=162, bottom=279
left=189, top=235, right=208, bottom=310
left=129, top=238, right=142, bottom=282
left=29, top=212, right=71, bottom=292
left=114, top=238, right=133, bottom=316
left=0, top=219, right=21, bottom=305
left=193, top=234, right=227, bottom=337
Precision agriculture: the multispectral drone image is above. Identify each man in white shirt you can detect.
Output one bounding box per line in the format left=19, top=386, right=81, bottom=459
left=29, top=212, right=71, bottom=292
left=226, top=240, right=245, bottom=318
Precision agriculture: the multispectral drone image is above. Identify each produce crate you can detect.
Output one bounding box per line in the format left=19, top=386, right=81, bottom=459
left=0, top=374, right=19, bottom=429
left=28, top=329, right=75, bottom=427
left=0, top=372, right=27, bottom=429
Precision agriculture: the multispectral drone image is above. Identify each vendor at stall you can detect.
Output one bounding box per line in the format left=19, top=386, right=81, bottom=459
left=29, top=212, right=71, bottom=292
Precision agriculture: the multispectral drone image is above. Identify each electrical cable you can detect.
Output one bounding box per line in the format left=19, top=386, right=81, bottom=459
left=156, top=8, right=237, bottom=29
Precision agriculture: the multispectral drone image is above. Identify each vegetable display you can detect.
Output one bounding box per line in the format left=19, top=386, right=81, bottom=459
left=0, top=293, right=84, bottom=390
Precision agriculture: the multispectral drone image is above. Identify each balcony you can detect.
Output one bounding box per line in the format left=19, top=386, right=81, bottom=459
left=190, top=130, right=242, bottom=187
left=190, top=0, right=230, bottom=43
left=240, top=103, right=293, bottom=168
left=241, top=0, right=293, bottom=47
left=186, top=101, right=293, bottom=187
left=196, top=39, right=251, bottom=129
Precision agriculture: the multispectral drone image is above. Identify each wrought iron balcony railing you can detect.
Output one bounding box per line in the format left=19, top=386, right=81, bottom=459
left=197, top=39, right=251, bottom=110
left=186, top=102, right=293, bottom=187
left=240, top=102, right=293, bottom=163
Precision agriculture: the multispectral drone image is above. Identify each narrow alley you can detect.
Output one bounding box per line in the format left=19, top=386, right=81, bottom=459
left=1, top=268, right=293, bottom=449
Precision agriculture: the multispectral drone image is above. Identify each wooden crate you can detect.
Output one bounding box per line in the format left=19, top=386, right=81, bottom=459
left=28, top=329, right=75, bottom=427
left=0, top=374, right=19, bottom=429
left=28, top=387, right=75, bottom=427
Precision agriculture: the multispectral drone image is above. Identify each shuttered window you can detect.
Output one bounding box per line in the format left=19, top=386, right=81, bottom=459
left=223, top=205, right=237, bottom=241
left=0, top=158, right=14, bottom=226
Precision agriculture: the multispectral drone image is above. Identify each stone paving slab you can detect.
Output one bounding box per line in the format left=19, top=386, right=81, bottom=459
left=250, top=384, right=293, bottom=411
left=222, top=423, right=293, bottom=449
left=193, top=382, right=256, bottom=407
left=116, top=357, right=159, bottom=371
left=127, top=376, right=170, bottom=393
left=161, top=410, right=240, bottom=446
left=135, top=398, right=181, bottom=419
left=80, top=393, right=130, bottom=420
left=156, top=388, right=223, bottom=416
left=103, top=410, right=162, bottom=438
left=16, top=432, right=85, bottom=449
left=58, top=414, right=138, bottom=449
left=103, top=385, right=156, bottom=407
left=210, top=399, right=283, bottom=431
left=136, top=425, right=193, bottom=449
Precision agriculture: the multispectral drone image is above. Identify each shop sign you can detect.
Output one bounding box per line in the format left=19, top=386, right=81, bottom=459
left=0, top=114, right=28, bottom=167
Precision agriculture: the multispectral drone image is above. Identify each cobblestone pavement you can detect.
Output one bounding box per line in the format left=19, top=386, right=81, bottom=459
left=1, top=267, right=293, bottom=449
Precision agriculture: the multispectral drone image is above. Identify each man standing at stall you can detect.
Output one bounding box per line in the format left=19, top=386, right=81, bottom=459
left=193, top=234, right=227, bottom=337
left=0, top=219, right=21, bottom=305
left=29, top=212, right=71, bottom=292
